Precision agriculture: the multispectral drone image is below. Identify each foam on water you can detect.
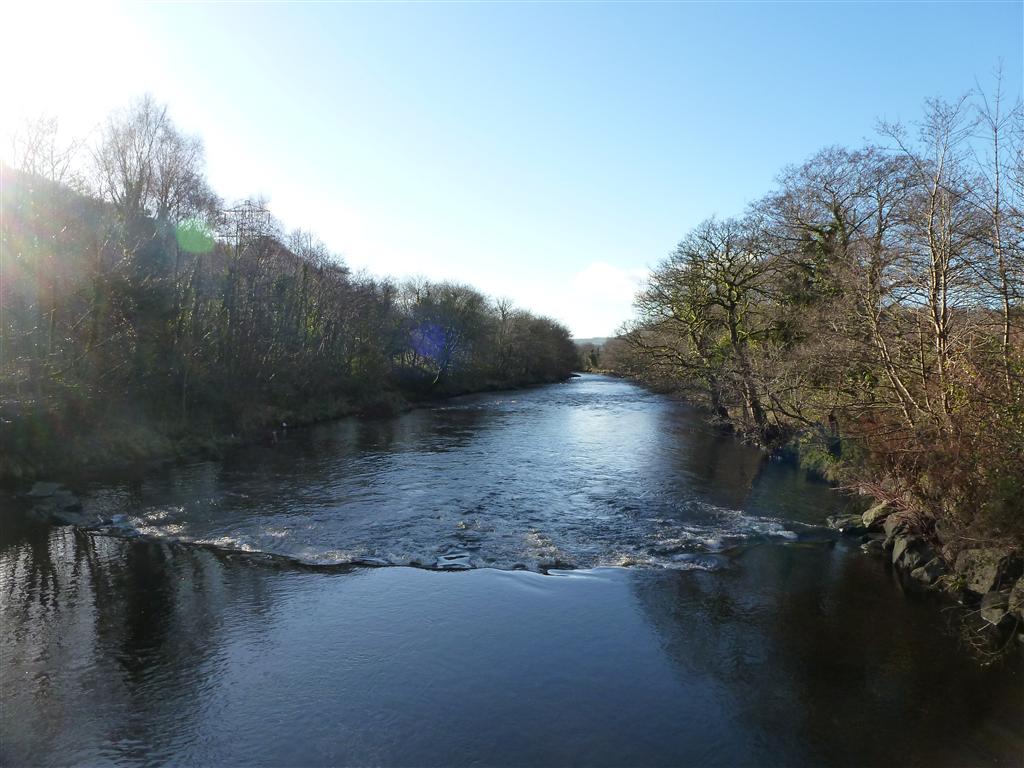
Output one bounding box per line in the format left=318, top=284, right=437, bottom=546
left=71, top=375, right=849, bottom=574
left=89, top=504, right=816, bottom=573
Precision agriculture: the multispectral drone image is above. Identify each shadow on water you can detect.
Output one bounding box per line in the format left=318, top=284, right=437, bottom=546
left=0, top=517, right=310, bottom=766
left=630, top=543, right=1024, bottom=767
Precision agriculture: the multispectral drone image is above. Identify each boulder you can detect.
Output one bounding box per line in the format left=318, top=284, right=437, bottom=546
left=953, top=547, right=1024, bottom=596
left=827, top=513, right=867, bottom=536
left=862, top=502, right=891, bottom=531
left=861, top=539, right=885, bottom=555
left=1008, top=579, right=1024, bottom=622
left=26, top=481, right=62, bottom=498
left=980, top=591, right=1011, bottom=627
left=50, top=507, right=94, bottom=527
left=910, top=557, right=946, bottom=586
left=51, top=490, right=82, bottom=511
left=28, top=489, right=88, bottom=526
left=882, top=514, right=911, bottom=550
left=892, top=534, right=934, bottom=571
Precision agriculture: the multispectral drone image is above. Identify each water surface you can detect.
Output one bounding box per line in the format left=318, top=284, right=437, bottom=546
left=2, top=375, right=1021, bottom=767
left=73, top=375, right=843, bottom=571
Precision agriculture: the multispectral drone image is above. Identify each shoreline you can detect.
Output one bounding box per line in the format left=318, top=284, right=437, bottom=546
left=828, top=506, right=1024, bottom=648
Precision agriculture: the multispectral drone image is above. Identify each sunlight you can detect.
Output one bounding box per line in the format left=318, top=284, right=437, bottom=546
left=0, top=2, right=142, bottom=163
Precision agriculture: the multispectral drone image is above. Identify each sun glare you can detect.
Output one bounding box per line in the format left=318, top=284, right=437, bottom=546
left=1, top=2, right=141, bottom=164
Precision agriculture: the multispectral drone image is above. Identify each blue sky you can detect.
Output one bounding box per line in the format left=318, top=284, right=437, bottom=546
left=3, top=2, right=1021, bottom=336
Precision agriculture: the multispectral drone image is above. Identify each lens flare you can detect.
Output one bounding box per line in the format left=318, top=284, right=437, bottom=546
left=175, top=219, right=215, bottom=254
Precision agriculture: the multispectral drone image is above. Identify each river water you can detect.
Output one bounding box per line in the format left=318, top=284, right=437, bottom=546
left=2, top=374, right=1021, bottom=766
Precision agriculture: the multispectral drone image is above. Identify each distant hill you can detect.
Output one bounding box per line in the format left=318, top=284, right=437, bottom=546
left=573, top=337, right=609, bottom=347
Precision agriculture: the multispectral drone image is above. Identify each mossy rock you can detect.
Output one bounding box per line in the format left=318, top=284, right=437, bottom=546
left=862, top=502, right=891, bottom=531
left=1008, top=579, right=1024, bottom=621
left=953, top=547, right=1023, bottom=596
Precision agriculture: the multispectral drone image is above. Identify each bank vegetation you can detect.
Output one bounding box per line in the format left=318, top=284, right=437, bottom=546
left=603, top=77, right=1024, bottom=547
left=1, top=97, right=577, bottom=480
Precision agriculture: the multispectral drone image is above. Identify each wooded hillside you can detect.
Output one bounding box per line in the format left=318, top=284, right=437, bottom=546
left=0, top=98, right=577, bottom=479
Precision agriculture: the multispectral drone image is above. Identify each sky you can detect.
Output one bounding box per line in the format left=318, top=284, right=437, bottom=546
left=2, top=1, right=1021, bottom=338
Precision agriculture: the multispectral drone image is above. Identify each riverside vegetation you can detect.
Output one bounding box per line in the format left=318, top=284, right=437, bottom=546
left=0, top=97, right=577, bottom=481
left=594, top=82, right=1024, bottom=639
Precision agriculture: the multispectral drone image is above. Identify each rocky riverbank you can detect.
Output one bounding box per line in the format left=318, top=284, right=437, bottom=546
left=828, top=503, right=1024, bottom=646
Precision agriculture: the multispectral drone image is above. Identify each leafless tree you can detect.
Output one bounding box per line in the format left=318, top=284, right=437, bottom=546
left=9, top=114, right=83, bottom=186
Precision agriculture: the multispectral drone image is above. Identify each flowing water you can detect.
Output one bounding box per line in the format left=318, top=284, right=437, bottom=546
left=2, top=374, right=1021, bottom=766
left=59, top=375, right=839, bottom=571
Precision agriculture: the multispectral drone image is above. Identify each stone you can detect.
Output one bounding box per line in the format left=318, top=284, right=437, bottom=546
left=861, top=539, right=885, bottom=555
left=51, top=490, right=82, bottom=511
left=50, top=507, right=93, bottom=527
left=891, top=535, right=933, bottom=571
left=980, top=591, right=1011, bottom=627
left=910, top=557, right=946, bottom=586
left=862, top=502, right=891, bottom=531
left=953, top=548, right=1024, bottom=596
left=26, top=481, right=62, bottom=498
left=882, top=514, right=911, bottom=550
left=1008, top=579, right=1024, bottom=621
left=827, top=513, right=867, bottom=535
left=435, top=553, right=473, bottom=570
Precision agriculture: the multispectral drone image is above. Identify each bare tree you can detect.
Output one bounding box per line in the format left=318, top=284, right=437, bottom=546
left=9, top=114, right=83, bottom=186
left=972, top=66, right=1023, bottom=396
left=91, top=94, right=211, bottom=228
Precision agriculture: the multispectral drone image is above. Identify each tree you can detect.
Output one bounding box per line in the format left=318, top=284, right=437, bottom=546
left=9, top=114, right=83, bottom=186
left=631, top=216, right=779, bottom=437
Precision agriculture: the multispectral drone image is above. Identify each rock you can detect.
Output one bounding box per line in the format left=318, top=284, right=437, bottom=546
left=352, top=557, right=389, bottom=567
left=51, top=490, right=82, bottom=511
left=891, top=534, right=934, bottom=571
left=827, top=513, right=867, bottom=535
left=26, top=481, right=62, bottom=498
left=862, top=502, right=891, bottom=531
left=28, top=488, right=88, bottom=526
left=910, top=557, right=946, bottom=586
left=882, top=514, right=911, bottom=550
left=435, top=553, right=473, bottom=570
left=50, top=507, right=93, bottom=526
left=953, top=547, right=1024, bottom=596
left=18, top=479, right=84, bottom=522
left=1008, top=579, right=1024, bottom=621
left=861, top=539, right=885, bottom=555
left=980, top=591, right=1011, bottom=627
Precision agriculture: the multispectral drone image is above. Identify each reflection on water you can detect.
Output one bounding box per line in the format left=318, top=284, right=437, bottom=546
left=2, top=375, right=1021, bottom=766
left=1, top=521, right=1020, bottom=767
left=69, top=375, right=853, bottom=571
left=631, top=545, right=1024, bottom=766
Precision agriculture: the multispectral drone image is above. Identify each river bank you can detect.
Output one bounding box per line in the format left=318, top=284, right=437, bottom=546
left=827, top=505, right=1024, bottom=648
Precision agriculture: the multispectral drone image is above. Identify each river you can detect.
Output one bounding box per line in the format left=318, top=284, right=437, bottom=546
left=1, top=374, right=1021, bottom=766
